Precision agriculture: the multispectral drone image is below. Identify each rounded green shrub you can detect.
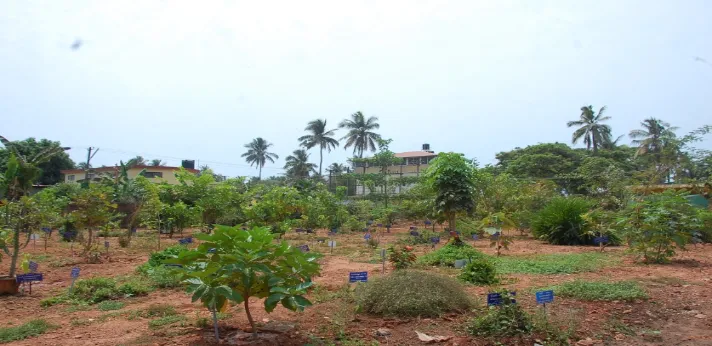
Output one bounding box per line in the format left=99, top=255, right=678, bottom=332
left=417, top=243, right=485, bottom=267
left=356, top=271, right=472, bottom=317
left=531, top=197, right=592, bottom=245
left=458, top=258, right=498, bottom=285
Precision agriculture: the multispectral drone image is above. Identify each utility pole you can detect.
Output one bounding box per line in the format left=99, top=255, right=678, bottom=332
left=83, top=147, right=99, bottom=186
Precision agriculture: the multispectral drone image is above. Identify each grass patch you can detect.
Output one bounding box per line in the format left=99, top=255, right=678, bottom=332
left=0, top=319, right=56, bottom=343
left=148, top=315, right=186, bottom=329
left=545, top=280, right=647, bottom=301
left=41, top=276, right=152, bottom=307
left=355, top=270, right=472, bottom=317
left=417, top=243, right=485, bottom=267
left=127, top=304, right=177, bottom=320
left=97, top=301, right=126, bottom=311
left=493, top=252, right=618, bottom=274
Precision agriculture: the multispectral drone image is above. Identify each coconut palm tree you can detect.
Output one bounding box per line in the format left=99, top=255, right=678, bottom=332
left=629, top=118, right=679, bottom=161
left=126, top=156, right=147, bottom=168
left=339, top=111, right=381, bottom=158
left=298, top=119, right=339, bottom=176
left=567, top=105, right=612, bottom=153
left=326, top=163, right=347, bottom=176
left=284, top=149, right=317, bottom=179
left=242, top=137, right=279, bottom=180
left=149, top=159, right=164, bottom=166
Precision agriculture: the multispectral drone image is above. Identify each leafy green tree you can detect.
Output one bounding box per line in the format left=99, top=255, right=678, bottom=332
left=149, top=159, right=165, bottom=166
left=617, top=191, right=701, bottom=263
left=326, top=163, right=347, bottom=175
left=495, top=143, right=585, bottom=193
left=424, top=152, right=476, bottom=235
left=299, top=119, right=339, bottom=176
left=339, top=111, right=381, bottom=158
left=242, top=137, right=279, bottom=180
left=284, top=149, right=317, bottom=180
left=567, top=105, right=613, bottom=153
left=0, top=137, right=74, bottom=185
left=69, top=184, right=117, bottom=256
left=168, top=225, right=320, bottom=337
left=245, top=185, right=302, bottom=235
left=1, top=197, right=44, bottom=276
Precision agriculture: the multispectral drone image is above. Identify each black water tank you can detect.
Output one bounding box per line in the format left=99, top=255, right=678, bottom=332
left=422, top=143, right=430, bottom=151
left=181, top=160, right=195, bottom=169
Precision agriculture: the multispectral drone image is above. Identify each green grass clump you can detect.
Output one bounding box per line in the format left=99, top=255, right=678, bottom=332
left=148, top=315, right=186, bottom=329
left=417, top=243, right=485, bottom=267
left=143, top=266, right=183, bottom=288
left=531, top=197, right=592, bottom=245
left=459, top=258, right=498, bottom=285
left=41, top=276, right=152, bottom=307
left=493, top=252, right=617, bottom=274
left=0, top=319, right=56, bottom=343
left=97, top=301, right=125, bottom=311
left=356, top=271, right=472, bottom=317
left=545, top=280, right=647, bottom=301
left=128, top=304, right=177, bottom=320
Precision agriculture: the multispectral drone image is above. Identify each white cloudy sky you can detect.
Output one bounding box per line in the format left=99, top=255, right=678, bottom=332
left=2, top=0, right=711, bottom=177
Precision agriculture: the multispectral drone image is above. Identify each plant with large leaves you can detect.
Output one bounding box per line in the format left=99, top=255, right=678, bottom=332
left=339, top=111, right=381, bottom=158
left=166, top=225, right=320, bottom=339
left=424, top=152, right=476, bottom=235
left=242, top=137, right=279, bottom=180
left=299, top=119, right=339, bottom=176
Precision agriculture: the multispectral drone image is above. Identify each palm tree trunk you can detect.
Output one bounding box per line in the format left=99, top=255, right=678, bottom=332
left=258, top=165, right=262, bottom=180
left=319, top=147, right=323, bottom=176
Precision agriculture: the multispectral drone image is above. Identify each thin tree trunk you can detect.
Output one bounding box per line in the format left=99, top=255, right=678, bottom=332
left=244, top=298, right=256, bottom=335
left=319, top=147, right=323, bottom=176
left=258, top=165, right=262, bottom=180
left=9, top=227, right=20, bottom=277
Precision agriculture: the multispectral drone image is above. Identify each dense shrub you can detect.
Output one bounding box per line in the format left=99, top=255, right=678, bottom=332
left=532, top=197, right=592, bottom=245
left=388, top=245, right=416, bottom=269
left=356, top=271, right=472, bottom=317
left=467, top=293, right=531, bottom=337
left=417, top=243, right=485, bottom=267
left=42, top=276, right=151, bottom=306
left=459, top=258, right=498, bottom=285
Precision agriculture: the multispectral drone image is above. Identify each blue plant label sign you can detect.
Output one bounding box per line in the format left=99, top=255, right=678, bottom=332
left=16, top=273, right=43, bottom=283
left=70, top=267, right=80, bottom=279
left=381, top=248, right=386, bottom=258
left=535, top=290, right=554, bottom=304
left=410, top=231, right=419, bottom=237
left=328, top=240, right=336, bottom=248
left=295, top=228, right=304, bottom=233
left=430, top=237, right=440, bottom=244
left=349, top=271, right=368, bottom=283
left=593, top=236, right=609, bottom=245
left=178, top=237, right=193, bottom=245
left=424, top=220, right=432, bottom=225
left=131, top=228, right=137, bottom=233
left=487, top=291, right=517, bottom=306
left=377, top=224, right=383, bottom=227
left=364, top=233, right=372, bottom=240
left=472, top=234, right=479, bottom=240
left=41, top=227, right=51, bottom=233
left=366, top=220, right=373, bottom=226
left=299, top=244, right=310, bottom=253
left=491, top=232, right=500, bottom=240
left=28, top=261, right=39, bottom=273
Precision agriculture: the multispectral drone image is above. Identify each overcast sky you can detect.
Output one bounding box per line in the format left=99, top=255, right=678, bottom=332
left=2, top=1, right=711, bottom=177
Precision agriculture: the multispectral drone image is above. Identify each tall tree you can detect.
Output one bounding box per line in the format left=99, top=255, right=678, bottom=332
left=567, top=105, right=612, bottom=153
left=629, top=118, right=679, bottom=162
left=0, top=137, right=74, bottom=185
left=150, top=159, right=165, bottom=166
left=242, top=137, right=279, bottom=180
left=299, top=119, right=339, bottom=176
left=326, top=163, right=347, bottom=176
left=424, top=152, right=476, bottom=239
left=284, top=149, right=317, bottom=179
left=339, top=111, right=381, bottom=158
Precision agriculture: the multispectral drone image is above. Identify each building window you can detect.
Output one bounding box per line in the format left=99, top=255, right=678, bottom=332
left=421, top=157, right=430, bottom=164
left=407, top=157, right=419, bottom=165
left=142, top=172, right=163, bottom=178
left=68, top=175, right=75, bottom=181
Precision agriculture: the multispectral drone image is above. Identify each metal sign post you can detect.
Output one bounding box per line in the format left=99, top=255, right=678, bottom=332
left=69, top=267, right=80, bottom=294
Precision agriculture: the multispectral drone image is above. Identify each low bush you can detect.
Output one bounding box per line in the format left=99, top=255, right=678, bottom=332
left=355, top=271, right=472, bottom=317
left=459, top=258, right=498, bottom=285
left=417, top=243, right=485, bottom=267
left=545, top=280, right=647, bottom=301
left=0, top=319, right=57, bottom=343
left=467, top=293, right=531, bottom=337
left=532, top=197, right=592, bottom=245
left=143, top=266, right=182, bottom=288
left=41, top=276, right=152, bottom=306
left=493, top=252, right=617, bottom=275
left=388, top=245, right=416, bottom=269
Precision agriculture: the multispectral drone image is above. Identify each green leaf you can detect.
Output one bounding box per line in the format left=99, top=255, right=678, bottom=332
left=264, top=293, right=285, bottom=312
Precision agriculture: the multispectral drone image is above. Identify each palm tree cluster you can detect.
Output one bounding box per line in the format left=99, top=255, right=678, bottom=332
left=241, top=111, right=382, bottom=180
